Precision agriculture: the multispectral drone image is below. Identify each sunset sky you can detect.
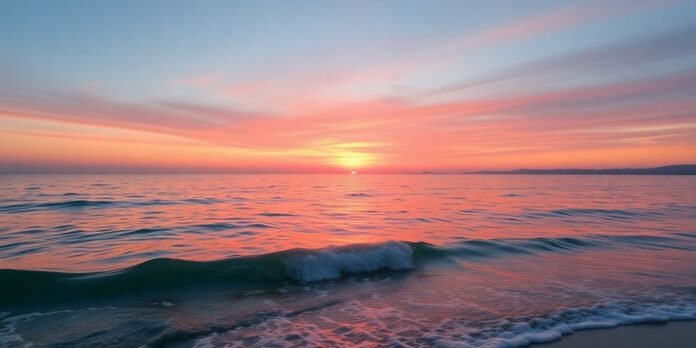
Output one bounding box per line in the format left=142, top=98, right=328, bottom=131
left=1, top=0, right=695, bottom=173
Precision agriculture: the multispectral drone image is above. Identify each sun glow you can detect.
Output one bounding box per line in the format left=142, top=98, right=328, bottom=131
left=334, top=151, right=373, bottom=169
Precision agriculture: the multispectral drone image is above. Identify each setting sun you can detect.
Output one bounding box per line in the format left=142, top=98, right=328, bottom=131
left=334, top=152, right=373, bottom=169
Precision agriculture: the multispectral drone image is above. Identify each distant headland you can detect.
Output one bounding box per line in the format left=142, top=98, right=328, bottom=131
left=468, top=164, right=696, bottom=175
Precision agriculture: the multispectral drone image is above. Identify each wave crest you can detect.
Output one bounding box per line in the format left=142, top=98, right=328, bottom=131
left=1, top=234, right=692, bottom=307
left=285, top=241, right=413, bottom=282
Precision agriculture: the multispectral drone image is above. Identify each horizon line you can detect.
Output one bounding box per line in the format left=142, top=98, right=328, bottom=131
left=1, top=164, right=693, bottom=175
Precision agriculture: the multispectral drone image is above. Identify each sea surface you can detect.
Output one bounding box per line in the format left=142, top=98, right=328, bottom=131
left=0, top=174, right=694, bottom=347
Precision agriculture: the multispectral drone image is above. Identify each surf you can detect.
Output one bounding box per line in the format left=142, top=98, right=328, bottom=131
left=1, top=233, right=693, bottom=308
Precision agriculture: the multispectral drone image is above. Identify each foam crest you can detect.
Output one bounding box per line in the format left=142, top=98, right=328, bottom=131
left=428, top=298, right=696, bottom=347
left=284, top=241, right=414, bottom=282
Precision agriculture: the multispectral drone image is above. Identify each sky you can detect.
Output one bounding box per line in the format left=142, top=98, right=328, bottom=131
left=1, top=0, right=695, bottom=173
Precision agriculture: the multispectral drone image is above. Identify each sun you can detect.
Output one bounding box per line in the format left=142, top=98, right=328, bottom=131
left=334, top=151, right=372, bottom=169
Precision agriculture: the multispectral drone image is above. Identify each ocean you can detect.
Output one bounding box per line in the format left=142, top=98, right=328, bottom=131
left=0, top=174, right=694, bottom=347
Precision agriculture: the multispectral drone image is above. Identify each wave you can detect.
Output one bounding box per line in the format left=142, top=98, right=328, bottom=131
left=551, top=208, right=653, bottom=217
left=3, top=296, right=695, bottom=348
left=443, top=233, right=694, bottom=259
left=285, top=241, right=412, bottom=282
left=0, top=200, right=114, bottom=213
left=0, top=198, right=224, bottom=213
left=1, top=234, right=692, bottom=307
left=256, top=212, right=297, bottom=217
left=176, top=297, right=696, bottom=348
left=157, top=297, right=696, bottom=348
left=526, top=208, right=664, bottom=220
left=0, top=241, right=415, bottom=307
left=429, top=297, right=696, bottom=347
left=347, top=193, right=372, bottom=197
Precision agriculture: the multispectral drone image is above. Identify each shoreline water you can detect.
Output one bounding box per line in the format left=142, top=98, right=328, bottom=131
left=534, top=320, right=696, bottom=348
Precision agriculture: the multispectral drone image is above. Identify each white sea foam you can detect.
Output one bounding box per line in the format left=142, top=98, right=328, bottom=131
left=191, top=332, right=217, bottom=348
left=0, top=309, right=75, bottom=347
left=284, top=241, right=413, bottom=282
left=428, top=298, right=696, bottom=348
left=143, top=296, right=696, bottom=348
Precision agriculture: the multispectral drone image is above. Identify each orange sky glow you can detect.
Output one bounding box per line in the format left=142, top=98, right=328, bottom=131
left=1, top=0, right=695, bottom=173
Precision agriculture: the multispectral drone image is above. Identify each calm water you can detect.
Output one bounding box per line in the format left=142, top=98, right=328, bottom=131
left=0, top=174, right=694, bottom=347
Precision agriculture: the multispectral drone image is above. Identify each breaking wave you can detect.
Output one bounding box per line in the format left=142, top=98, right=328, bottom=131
left=1, top=233, right=693, bottom=307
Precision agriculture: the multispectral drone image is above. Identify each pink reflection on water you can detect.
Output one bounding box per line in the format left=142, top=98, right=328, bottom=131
left=0, top=174, right=694, bottom=272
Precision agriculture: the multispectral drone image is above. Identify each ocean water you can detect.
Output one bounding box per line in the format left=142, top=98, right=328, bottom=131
left=0, top=174, right=694, bottom=347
